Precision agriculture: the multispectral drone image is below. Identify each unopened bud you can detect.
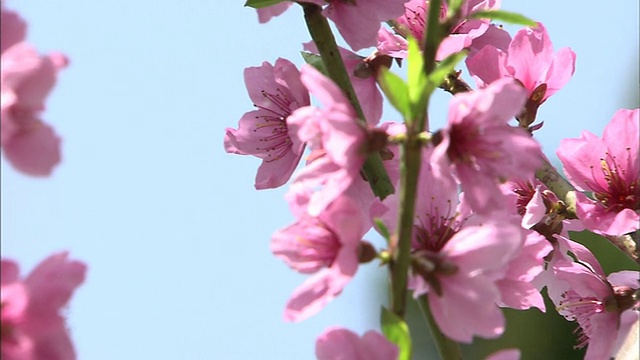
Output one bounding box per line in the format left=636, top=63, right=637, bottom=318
left=358, top=241, right=377, bottom=264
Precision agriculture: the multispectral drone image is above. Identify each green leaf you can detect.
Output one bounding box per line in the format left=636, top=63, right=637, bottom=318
left=427, top=50, right=468, bottom=91
left=470, top=10, right=537, bottom=27
left=406, top=37, right=428, bottom=122
left=377, top=68, right=410, bottom=120
left=407, top=37, right=426, bottom=106
left=244, top=0, right=286, bottom=9
left=300, top=52, right=327, bottom=76
left=381, top=307, right=412, bottom=360
left=373, top=218, right=392, bottom=245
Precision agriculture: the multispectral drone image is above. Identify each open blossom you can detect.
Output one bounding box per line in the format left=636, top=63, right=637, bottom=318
left=547, top=249, right=639, bottom=360
left=412, top=216, right=525, bottom=342
left=271, top=194, right=368, bottom=322
left=286, top=64, right=368, bottom=216
left=224, top=58, right=309, bottom=189
left=466, top=22, right=576, bottom=126
left=1, top=42, right=67, bottom=176
left=315, top=327, right=398, bottom=360
left=377, top=0, right=510, bottom=60
left=431, top=77, right=541, bottom=215
left=1, top=253, right=87, bottom=360
left=381, top=148, right=526, bottom=342
left=556, top=109, right=640, bottom=236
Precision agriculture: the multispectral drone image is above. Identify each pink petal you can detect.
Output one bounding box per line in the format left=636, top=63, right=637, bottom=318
left=1, top=6, right=27, bottom=54
left=429, top=276, right=505, bottom=342
left=485, top=349, right=521, bottom=360
left=3, top=120, right=61, bottom=177
left=316, top=327, right=362, bottom=360
left=1, top=259, right=20, bottom=284
left=24, top=252, right=87, bottom=315
left=256, top=2, right=292, bottom=24
left=602, top=109, right=639, bottom=178
left=283, top=244, right=358, bottom=322
left=543, top=47, right=576, bottom=100
left=506, top=23, right=554, bottom=91
left=584, top=312, right=619, bottom=360
left=556, top=132, right=607, bottom=191
left=465, top=45, right=508, bottom=88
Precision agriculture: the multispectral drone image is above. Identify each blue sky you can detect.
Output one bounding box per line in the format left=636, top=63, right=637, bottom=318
left=1, top=1, right=638, bottom=359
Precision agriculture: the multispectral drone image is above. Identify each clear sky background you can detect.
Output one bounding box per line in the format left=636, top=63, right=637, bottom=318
left=1, top=1, right=638, bottom=359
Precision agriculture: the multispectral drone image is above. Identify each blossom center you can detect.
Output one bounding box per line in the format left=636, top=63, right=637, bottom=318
left=557, top=290, right=606, bottom=348
left=253, top=88, right=296, bottom=162
left=588, top=150, right=640, bottom=212
left=295, top=221, right=341, bottom=268
left=447, top=123, right=501, bottom=168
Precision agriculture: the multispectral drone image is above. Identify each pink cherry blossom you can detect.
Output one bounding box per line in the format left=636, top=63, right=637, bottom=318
left=556, top=109, right=639, bottom=236
left=286, top=64, right=368, bottom=216
left=1, top=42, right=67, bottom=176
left=1, top=5, right=26, bottom=54
left=272, top=194, right=368, bottom=322
left=1, top=253, right=87, bottom=360
left=381, top=147, right=526, bottom=342
left=548, top=253, right=639, bottom=360
left=466, top=22, right=576, bottom=126
left=431, top=77, right=541, bottom=215
left=315, top=327, right=398, bottom=360
left=224, top=58, right=309, bottom=189
left=415, top=219, right=525, bottom=342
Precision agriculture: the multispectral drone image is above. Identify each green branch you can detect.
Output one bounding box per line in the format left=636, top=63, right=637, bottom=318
left=301, top=3, right=394, bottom=200
left=534, top=156, right=577, bottom=219
left=389, top=0, right=444, bottom=318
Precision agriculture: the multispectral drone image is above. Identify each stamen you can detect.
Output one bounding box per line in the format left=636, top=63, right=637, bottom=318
left=251, top=88, right=296, bottom=162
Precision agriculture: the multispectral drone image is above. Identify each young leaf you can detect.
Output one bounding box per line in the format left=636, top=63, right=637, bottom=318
left=427, top=50, right=468, bottom=91
left=244, top=0, right=286, bottom=9
left=470, top=10, right=537, bottom=27
left=381, top=307, right=412, bottom=360
left=407, top=37, right=427, bottom=106
left=374, top=218, right=392, bottom=245
left=378, top=68, right=410, bottom=120
left=300, top=51, right=328, bottom=76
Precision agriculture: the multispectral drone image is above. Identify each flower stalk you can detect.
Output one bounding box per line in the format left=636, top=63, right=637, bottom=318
left=389, top=0, right=442, bottom=320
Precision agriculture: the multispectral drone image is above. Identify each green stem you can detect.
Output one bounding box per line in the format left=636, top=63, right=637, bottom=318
left=421, top=0, right=444, bottom=77
left=534, top=156, right=577, bottom=219
left=390, top=0, right=443, bottom=318
left=390, top=135, right=424, bottom=316
left=301, top=3, right=394, bottom=200
left=418, top=295, right=463, bottom=360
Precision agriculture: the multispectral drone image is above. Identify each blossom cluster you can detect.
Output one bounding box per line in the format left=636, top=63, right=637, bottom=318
left=1, top=3, right=86, bottom=360
left=227, top=0, right=639, bottom=358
